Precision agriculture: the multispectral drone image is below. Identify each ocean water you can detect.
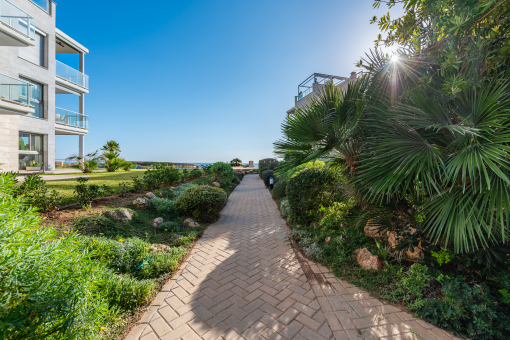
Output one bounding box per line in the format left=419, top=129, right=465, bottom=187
left=192, top=163, right=258, bottom=167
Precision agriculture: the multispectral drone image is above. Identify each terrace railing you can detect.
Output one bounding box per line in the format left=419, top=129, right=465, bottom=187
left=55, top=107, right=89, bottom=129
left=0, top=73, right=32, bottom=105
left=56, top=60, right=89, bottom=89
left=0, top=0, right=35, bottom=38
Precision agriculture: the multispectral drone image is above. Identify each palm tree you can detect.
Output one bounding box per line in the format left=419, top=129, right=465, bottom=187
left=275, top=49, right=510, bottom=258
left=100, top=141, right=122, bottom=172
left=68, top=151, right=101, bottom=173
left=230, top=158, right=242, bottom=166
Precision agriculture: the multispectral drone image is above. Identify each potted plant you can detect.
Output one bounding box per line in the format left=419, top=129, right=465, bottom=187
left=26, top=160, right=43, bottom=171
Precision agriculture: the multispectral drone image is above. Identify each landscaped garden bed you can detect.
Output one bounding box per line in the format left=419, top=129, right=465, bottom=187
left=0, top=162, right=244, bottom=339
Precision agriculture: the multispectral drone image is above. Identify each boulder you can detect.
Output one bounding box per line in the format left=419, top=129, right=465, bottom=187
left=280, top=200, right=290, bottom=218
left=151, top=244, right=171, bottom=252
left=356, top=248, right=382, bottom=270
left=103, top=208, right=134, bottom=222
left=133, top=197, right=149, bottom=208
left=152, top=217, right=164, bottom=228
left=146, top=192, right=157, bottom=199
left=406, top=246, right=424, bottom=260
left=183, top=218, right=200, bottom=228
left=212, top=182, right=221, bottom=187
left=364, top=222, right=387, bottom=238
left=388, top=231, right=399, bottom=248
left=325, top=237, right=331, bottom=244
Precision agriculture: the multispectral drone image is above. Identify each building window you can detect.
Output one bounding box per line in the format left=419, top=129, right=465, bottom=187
left=37, top=32, right=45, bottom=67
left=20, top=77, right=44, bottom=118
left=19, top=132, right=44, bottom=169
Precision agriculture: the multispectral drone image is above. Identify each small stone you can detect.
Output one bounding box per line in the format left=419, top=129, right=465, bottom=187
left=356, top=248, right=382, bottom=270
left=325, top=237, right=331, bottom=243
left=146, top=192, right=157, bottom=199
left=151, top=244, right=171, bottom=252
left=183, top=218, right=200, bottom=228
left=133, top=197, right=149, bottom=208
left=212, top=182, right=221, bottom=187
left=103, top=208, right=134, bottom=222
left=152, top=217, right=164, bottom=228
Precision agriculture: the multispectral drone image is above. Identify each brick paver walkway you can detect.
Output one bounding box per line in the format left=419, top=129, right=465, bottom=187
left=126, top=175, right=458, bottom=340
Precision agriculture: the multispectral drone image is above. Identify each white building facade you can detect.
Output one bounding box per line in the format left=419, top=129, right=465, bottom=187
left=0, top=0, right=89, bottom=171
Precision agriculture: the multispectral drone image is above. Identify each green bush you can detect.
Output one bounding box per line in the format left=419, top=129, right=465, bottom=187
left=74, top=215, right=116, bottom=234
left=262, top=170, right=274, bottom=187
left=210, top=162, right=234, bottom=186
left=149, top=197, right=178, bottom=218
left=287, top=165, right=343, bottom=226
left=172, top=183, right=198, bottom=200
left=99, top=269, right=156, bottom=310
left=159, top=221, right=182, bottom=232
left=138, top=165, right=181, bottom=191
left=176, top=185, right=227, bottom=222
left=258, top=158, right=276, bottom=178
left=318, top=200, right=355, bottom=228
left=0, top=174, right=108, bottom=338
left=413, top=276, right=510, bottom=340
left=267, top=161, right=279, bottom=171
left=16, top=174, right=64, bottom=211
left=74, top=177, right=114, bottom=208
left=272, top=178, right=287, bottom=199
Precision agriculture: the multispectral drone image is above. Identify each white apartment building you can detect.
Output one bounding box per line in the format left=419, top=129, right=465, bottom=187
left=286, top=72, right=358, bottom=115
left=0, top=0, right=88, bottom=172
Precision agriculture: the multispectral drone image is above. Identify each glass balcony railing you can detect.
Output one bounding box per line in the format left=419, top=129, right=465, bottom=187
left=0, top=0, right=35, bottom=39
left=0, top=73, right=33, bottom=106
left=297, top=87, right=312, bottom=101
left=56, top=61, right=89, bottom=89
left=55, top=107, right=89, bottom=129
left=31, top=0, right=50, bottom=12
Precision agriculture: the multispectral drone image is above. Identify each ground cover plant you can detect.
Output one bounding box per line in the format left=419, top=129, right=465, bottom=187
left=1, top=162, right=243, bottom=339
left=271, top=1, right=510, bottom=337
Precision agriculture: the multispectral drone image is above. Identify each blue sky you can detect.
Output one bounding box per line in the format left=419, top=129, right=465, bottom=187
left=55, top=0, right=402, bottom=164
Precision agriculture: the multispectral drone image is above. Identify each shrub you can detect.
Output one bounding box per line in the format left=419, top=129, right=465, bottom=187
left=267, top=161, right=279, bottom=171
left=280, top=199, right=290, bottom=218
left=74, top=177, right=114, bottom=208
left=189, top=168, right=202, bottom=179
left=318, top=200, right=355, bottom=228
left=413, top=276, right=510, bottom=340
left=262, top=170, right=274, bottom=187
left=287, top=166, right=343, bottom=226
left=0, top=174, right=107, bottom=337
left=386, top=264, right=430, bottom=303
left=74, top=215, right=116, bottom=234
left=16, top=174, right=63, bottom=211
left=271, top=178, right=287, bottom=199
left=176, top=185, right=227, bottom=222
left=149, top=197, right=178, bottom=218
left=99, top=269, right=156, bottom=310
left=210, top=162, right=234, bottom=186
left=159, top=221, right=182, bottom=232
left=172, top=183, right=198, bottom=200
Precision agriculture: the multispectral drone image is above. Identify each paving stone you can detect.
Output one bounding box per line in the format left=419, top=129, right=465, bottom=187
left=127, top=176, right=457, bottom=340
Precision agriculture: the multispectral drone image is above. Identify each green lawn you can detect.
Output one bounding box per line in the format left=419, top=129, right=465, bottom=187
left=46, top=171, right=146, bottom=204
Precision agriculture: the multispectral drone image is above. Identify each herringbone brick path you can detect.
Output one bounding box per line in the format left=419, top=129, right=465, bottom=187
left=126, top=175, right=457, bottom=340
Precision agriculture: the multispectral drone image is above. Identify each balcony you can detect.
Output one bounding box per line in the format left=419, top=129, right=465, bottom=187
left=55, top=107, right=89, bottom=129
left=0, top=73, right=35, bottom=115
left=56, top=60, right=89, bottom=92
left=0, top=0, right=35, bottom=46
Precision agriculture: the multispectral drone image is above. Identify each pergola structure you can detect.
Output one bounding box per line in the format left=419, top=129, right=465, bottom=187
left=297, top=73, right=349, bottom=100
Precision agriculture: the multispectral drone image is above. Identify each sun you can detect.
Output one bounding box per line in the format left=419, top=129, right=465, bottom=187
left=391, top=54, right=399, bottom=63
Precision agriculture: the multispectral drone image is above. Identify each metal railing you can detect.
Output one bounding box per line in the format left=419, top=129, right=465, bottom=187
left=31, top=0, right=50, bottom=12
left=56, top=61, right=89, bottom=89
left=297, top=87, right=313, bottom=101
left=0, top=0, right=35, bottom=38
left=55, top=107, right=89, bottom=129
left=0, top=73, right=33, bottom=105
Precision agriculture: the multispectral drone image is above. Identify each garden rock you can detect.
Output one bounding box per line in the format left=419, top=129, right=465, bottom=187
left=151, top=244, right=171, bottom=252
left=364, top=221, right=387, bottom=238
left=356, top=247, right=382, bottom=270
left=388, top=231, right=399, bottom=248
left=146, top=192, right=157, bottom=199
left=103, top=208, right=134, bottom=222
left=169, top=234, right=181, bottom=245
left=212, top=182, right=221, bottom=187
left=406, top=245, right=424, bottom=260
left=133, top=197, right=149, bottom=208
left=152, top=217, right=164, bottom=228
left=325, top=237, right=331, bottom=244
left=280, top=200, right=290, bottom=218
left=183, top=218, right=200, bottom=228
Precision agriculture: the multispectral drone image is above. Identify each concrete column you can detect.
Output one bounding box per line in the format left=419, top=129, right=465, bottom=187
left=79, top=93, right=85, bottom=114
left=79, top=135, right=85, bottom=158
left=79, top=52, right=85, bottom=73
